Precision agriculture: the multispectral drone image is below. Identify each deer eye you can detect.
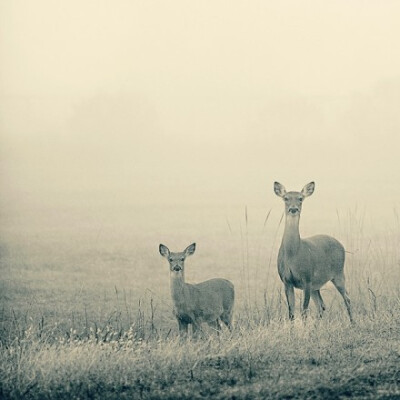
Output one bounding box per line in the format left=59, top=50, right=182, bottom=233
left=180, top=258, right=184, bottom=262
left=284, top=197, right=289, bottom=202
left=298, top=198, right=303, bottom=202
left=169, top=258, right=173, bottom=262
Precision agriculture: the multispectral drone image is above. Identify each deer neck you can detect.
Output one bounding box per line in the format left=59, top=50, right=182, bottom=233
left=282, top=214, right=301, bottom=257
left=170, top=272, right=188, bottom=306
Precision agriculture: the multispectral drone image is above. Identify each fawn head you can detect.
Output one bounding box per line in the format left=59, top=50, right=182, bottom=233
left=274, top=181, right=315, bottom=216
left=159, top=243, right=196, bottom=275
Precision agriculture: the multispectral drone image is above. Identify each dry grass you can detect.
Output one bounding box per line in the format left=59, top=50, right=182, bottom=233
left=1, top=315, right=399, bottom=399
left=0, top=204, right=399, bottom=399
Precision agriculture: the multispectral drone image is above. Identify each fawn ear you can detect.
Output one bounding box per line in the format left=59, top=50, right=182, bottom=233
left=184, top=243, right=196, bottom=257
left=274, top=182, right=286, bottom=198
left=301, top=182, right=315, bottom=197
left=159, top=244, right=170, bottom=258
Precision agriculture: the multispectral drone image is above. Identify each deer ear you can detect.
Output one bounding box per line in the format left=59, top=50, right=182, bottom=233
left=274, top=182, right=286, bottom=198
left=159, top=244, right=170, bottom=258
left=301, top=182, right=315, bottom=197
left=184, top=243, right=196, bottom=257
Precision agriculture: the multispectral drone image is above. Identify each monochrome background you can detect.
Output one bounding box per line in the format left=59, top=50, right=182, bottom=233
left=1, top=1, right=399, bottom=399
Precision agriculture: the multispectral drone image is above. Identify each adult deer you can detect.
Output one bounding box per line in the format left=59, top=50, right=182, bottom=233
left=159, top=243, right=235, bottom=335
left=274, top=182, right=352, bottom=322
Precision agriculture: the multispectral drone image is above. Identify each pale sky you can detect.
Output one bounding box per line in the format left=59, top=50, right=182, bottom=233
left=1, top=1, right=400, bottom=217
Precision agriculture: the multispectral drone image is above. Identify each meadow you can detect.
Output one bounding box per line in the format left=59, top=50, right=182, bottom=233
left=0, top=201, right=399, bottom=399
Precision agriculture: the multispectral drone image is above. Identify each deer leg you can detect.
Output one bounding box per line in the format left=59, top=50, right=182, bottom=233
left=311, top=290, right=325, bottom=318
left=302, top=284, right=311, bottom=318
left=191, top=322, right=202, bottom=339
left=178, top=318, right=189, bottom=337
left=317, top=290, right=326, bottom=311
left=208, top=319, right=221, bottom=334
left=221, top=318, right=233, bottom=331
left=331, top=277, right=353, bottom=323
left=221, top=309, right=233, bottom=331
left=284, top=284, right=295, bottom=320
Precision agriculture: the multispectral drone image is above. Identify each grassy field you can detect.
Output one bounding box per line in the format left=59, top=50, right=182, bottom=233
left=0, top=203, right=399, bottom=399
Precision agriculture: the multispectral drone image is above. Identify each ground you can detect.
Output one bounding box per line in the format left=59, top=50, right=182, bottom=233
left=0, top=204, right=399, bottom=399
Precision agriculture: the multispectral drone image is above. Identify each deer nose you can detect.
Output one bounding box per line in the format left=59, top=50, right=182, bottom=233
left=289, top=207, right=299, bottom=214
left=173, top=266, right=182, bottom=272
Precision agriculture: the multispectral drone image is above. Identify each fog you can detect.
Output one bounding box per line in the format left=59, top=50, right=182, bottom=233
left=1, top=1, right=400, bottom=226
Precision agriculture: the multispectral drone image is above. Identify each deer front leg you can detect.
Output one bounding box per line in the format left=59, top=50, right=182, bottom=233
left=178, top=318, right=189, bottom=337
left=284, top=284, right=295, bottom=320
left=302, top=283, right=311, bottom=318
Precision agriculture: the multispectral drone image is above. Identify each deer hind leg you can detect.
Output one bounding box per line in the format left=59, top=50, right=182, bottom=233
left=191, top=321, right=203, bottom=339
left=207, top=319, right=221, bottom=334
left=311, top=290, right=325, bottom=318
left=284, top=284, right=295, bottom=320
left=331, top=276, right=353, bottom=323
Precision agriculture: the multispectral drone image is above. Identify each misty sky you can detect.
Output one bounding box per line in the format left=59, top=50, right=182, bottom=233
left=1, top=1, right=400, bottom=217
